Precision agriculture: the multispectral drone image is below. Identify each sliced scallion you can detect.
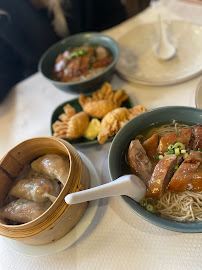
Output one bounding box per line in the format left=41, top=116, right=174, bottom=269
left=184, top=153, right=188, bottom=158
left=78, top=50, right=87, bottom=56
left=140, top=198, right=147, bottom=207
left=146, top=204, right=155, bottom=213
left=175, top=148, right=180, bottom=155
left=70, top=51, right=79, bottom=59
left=168, top=144, right=174, bottom=150
left=173, top=142, right=185, bottom=150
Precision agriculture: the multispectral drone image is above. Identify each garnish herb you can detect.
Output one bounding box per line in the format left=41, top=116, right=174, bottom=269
left=78, top=50, right=86, bottom=56
left=175, top=165, right=179, bottom=170
left=168, top=145, right=174, bottom=150
left=140, top=198, right=155, bottom=213
left=146, top=204, right=155, bottom=213
left=173, top=142, right=185, bottom=150
left=174, top=148, right=180, bottom=155
left=140, top=198, right=147, bottom=207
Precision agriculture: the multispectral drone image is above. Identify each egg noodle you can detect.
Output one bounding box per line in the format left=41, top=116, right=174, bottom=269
left=146, top=120, right=190, bottom=139
left=155, top=191, right=202, bottom=222
left=136, top=120, right=190, bottom=142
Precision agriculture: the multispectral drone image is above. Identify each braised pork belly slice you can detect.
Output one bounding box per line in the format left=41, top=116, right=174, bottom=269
left=168, top=151, right=202, bottom=192
left=157, top=128, right=193, bottom=154
left=143, top=133, right=158, bottom=167
left=193, top=126, right=202, bottom=151
left=127, top=139, right=153, bottom=187
left=147, top=154, right=177, bottom=198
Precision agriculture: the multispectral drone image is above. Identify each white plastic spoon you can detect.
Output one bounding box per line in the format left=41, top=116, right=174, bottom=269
left=153, top=14, right=176, bottom=60
left=65, top=174, right=146, bottom=205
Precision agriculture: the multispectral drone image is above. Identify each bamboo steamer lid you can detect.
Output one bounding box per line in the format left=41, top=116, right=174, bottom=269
left=0, top=137, right=90, bottom=245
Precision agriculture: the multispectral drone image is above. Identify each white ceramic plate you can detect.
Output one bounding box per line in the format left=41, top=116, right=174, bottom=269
left=2, top=151, right=100, bottom=257
left=116, top=21, right=202, bottom=86
left=195, top=78, right=202, bottom=109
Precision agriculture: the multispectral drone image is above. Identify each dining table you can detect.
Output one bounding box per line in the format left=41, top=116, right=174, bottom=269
left=0, top=0, right=202, bottom=269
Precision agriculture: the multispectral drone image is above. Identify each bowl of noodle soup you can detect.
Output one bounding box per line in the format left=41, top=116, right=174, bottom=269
left=109, top=106, right=202, bottom=232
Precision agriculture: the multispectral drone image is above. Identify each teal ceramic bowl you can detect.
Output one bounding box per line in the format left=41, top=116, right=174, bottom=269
left=38, top=32, right=119, bottom=94
left=109, top=106, right=202, bottom=232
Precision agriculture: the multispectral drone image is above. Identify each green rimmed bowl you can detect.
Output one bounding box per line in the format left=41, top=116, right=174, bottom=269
left=38, top=32, right=119, bottom=94
left=108, top=106, right=202, bottom=233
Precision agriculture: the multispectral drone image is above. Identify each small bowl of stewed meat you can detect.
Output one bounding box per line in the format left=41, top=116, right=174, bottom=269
left=38, top=32, right=119, bottom=94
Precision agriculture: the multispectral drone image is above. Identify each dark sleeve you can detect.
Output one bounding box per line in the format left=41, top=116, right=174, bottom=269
left=63, top=0, right=126, bottom=34
left=0, top=0, right=61, bottom=102
left=0, top=13, right=23, bottom=102
left=0, top=0, right=60, bottom=70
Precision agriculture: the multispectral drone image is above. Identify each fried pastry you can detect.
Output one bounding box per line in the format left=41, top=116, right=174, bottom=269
left=79, top=82, right=129, bottom=118
left=52, top=105, right=90, bottom=139
left=58, top=104, right=77, bottom=122
left=63, top=104, right=76, bottom=117
left=97, top=105, right=147, bottom=144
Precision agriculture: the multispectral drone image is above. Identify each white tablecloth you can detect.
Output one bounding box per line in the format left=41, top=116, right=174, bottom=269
left=0, top=1, right=202, bottom=269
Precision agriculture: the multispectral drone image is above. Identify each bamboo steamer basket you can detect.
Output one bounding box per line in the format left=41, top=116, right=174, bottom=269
left=0, top=137, right=90, bottom=245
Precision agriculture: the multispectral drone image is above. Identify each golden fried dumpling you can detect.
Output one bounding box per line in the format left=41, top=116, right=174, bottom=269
left=58, top=104, right=77, bottom=122
left=79, top=82, right=129, bottom=118
left=53, top=111, right=90, bottom=140
left=97, top=105, right=147, bottom=144
left=63, top=104, right=76, bottom=116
